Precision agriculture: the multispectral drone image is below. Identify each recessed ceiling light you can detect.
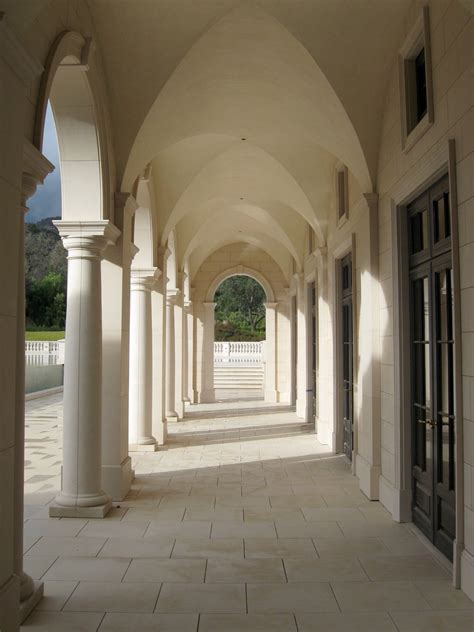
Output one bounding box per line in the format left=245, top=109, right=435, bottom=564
left=240, top=197, right=244, bottom=200
left=241, top=138, right=246, bottom=141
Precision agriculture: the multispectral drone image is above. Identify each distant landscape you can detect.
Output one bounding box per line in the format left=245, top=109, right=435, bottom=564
left=25, top=217, right=67, bottom=333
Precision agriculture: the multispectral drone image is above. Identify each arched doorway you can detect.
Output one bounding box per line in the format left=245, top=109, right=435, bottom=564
left=214, top=275, right=266, bottom=401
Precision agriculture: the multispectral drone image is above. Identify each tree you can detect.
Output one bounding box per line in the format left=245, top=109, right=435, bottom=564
left=215, top=276, right=266, bottom=341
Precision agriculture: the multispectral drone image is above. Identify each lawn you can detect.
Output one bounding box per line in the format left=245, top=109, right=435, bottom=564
left=25, top=331, right=65, bottom=341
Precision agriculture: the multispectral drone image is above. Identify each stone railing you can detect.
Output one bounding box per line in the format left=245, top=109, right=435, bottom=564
left=25, top=341, right=60, bottom=353
left=25, top=340, right=65, bottom=365
left=214, top=341, right=264, bottom=365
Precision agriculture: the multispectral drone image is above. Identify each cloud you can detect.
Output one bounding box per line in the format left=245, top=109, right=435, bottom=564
left=26, top=103, right=62, bottom=223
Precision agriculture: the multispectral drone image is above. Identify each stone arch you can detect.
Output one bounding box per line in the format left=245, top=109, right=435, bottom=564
left=33, top=30, right=114, bottom=220
left=206, top=265, right=275, bottom=303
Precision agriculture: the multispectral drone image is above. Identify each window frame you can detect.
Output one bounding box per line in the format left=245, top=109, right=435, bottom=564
left=399, top=5, right=434, bottom=153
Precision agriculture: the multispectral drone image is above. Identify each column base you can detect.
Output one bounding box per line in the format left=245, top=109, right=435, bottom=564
left=355, top=454, right=380, bottom=500
left=0, top=575, right=19, bottom=631
left=199, top=389, right=215, bottom=403
left=20, top=580, right=43, bottom=624
left=102, top=457, right=133, bottom=501
left=264, top=389, right=278, bottom=403
left=49, top=494, right=112, bottom=518
left=166, top=411, right=178, bottom=421
left=461, top=548, right=474, bottom=601
left=129, top=443, right=158, bottom=452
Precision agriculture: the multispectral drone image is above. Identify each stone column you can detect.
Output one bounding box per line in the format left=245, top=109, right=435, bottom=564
left=184, top=302, right=194, bottom=402
left=200, top=302, right=216, bottom=403
left=182, top=302, right=190, bottom=403
left=165, top=290, right=179, bottom=419
left=49, top=221, right=120, bottom=518
left=101, top=193, right=136, bottom=501
left=264, top=302, right=278, bottom=402
left=295, top=273, right=308, bottom=419
left=174, top=290, right=185, bottom=419
left=15, top=142, right=54, bottom=620
left=129, top=268, right=159, bottom=450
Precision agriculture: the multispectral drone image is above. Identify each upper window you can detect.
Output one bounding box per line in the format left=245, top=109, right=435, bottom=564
left=336, top=165, right=349, bottom=226
left=399, top=6, right=433, bottom=151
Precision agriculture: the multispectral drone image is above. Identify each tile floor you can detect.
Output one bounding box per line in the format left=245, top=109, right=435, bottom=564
left=21, top=394, right=473, bottom=631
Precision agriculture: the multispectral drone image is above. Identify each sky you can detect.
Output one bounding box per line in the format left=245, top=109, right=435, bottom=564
left=26, top=103, right=62, bottom=223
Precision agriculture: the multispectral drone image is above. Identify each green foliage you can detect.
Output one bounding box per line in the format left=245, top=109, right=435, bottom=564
left=215, top=276, right=266, bottom=341
left=26, top=272, right=66, bottom=330
left=25, top=218, right=67, bottom=330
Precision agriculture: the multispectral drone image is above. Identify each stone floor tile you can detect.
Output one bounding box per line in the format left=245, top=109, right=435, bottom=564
left=35, top=581, right=78, bottom=611
left=414, top=581, right=474, bottom=609
left=390, top=610, right=474, bottom=631
left=79, top=520, right=149, bottom=539
left=296, top=612, right=398, bottom=631
left=247, top=582, right=338, bottom=613
left=172, top=538, right=244, bottom=558
left=25, top=536, right=107, bottom=557
left=331, top=580, right=432, bottom=612
left=379, top=536, right=436, bottom=556
left=199, top=613, right=297, bottom=631
left=270, top=494, right=326, bottom=508
left=156, top=582, right=246, bottom=613
left=275, top=521, right=344, bottom=539
left=98, top=537, right=175, bottom=558
left=98, top=613, right=198, bottom=631
left=302, top=508, right=366, bottom=522
left=64, top=581, right=160, bottom=613
left=21, top=611, right=105, bottom=631
left=121, top=507, right=186, bottom=522
left=244, top=508, right=306, bottom=523
left=183, top=507, right=244, bottom=522
left=23, top=556, right=57, bottom=580
left=23, top=518, right=87, bottom=537
left=216, top=496, right=271, bottom=509
left=337, top=521, right=413, bottom=538
left=43, top=556, right=131, bottom=582
left=313, top=536, right=389, bottom=557
left=358, top=555, right=450, bottom=581
left=284, top=556, right=369, bottom=582
left=244, top=538, right=317, bottom=558
left=211, top=520, right=277, bottom=539
left=123, top=558, right=206, bottom=583
left=206, top=558, right=286, bottom=582
left=145, top=520, right=212, bottom=538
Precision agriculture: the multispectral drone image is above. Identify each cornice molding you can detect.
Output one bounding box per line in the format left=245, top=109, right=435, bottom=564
left=21, top=141, right=54, bottom=212
left=0, top=13, right=43, bottom=85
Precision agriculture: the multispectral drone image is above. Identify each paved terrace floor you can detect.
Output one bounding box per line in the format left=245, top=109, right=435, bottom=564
left=21, top=394, right=473, bottom=631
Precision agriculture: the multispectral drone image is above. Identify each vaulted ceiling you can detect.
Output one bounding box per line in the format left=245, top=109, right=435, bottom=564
left=4, top=0, right=413, bottom=279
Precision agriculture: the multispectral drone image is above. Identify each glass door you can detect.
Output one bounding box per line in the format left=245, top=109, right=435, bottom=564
left=341, top=253, right=353, bottom=461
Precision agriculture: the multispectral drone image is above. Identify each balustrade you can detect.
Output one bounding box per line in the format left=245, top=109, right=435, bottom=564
left=214, top=341, right=263, bottom=365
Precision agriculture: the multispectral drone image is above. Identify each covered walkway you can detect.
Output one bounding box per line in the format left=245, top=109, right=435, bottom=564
left=22, top=395, right=472, bottom=631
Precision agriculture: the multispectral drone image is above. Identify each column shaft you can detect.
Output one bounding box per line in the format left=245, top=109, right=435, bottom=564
left=129, top=271, right=157, bottom=450
left=165, top=296, right=178, bottom=418
left=264, top=302, right=278, bottom=402
left=50, top=223, right=118, bottom=518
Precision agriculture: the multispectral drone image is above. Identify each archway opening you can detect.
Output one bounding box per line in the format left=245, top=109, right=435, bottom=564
left=25, top=101, right=66, bottom=395
left=213, top=275, right=266, bottom=401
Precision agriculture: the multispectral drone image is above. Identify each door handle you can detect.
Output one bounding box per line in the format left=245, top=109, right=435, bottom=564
left=417, top=419, right=436, bottom=428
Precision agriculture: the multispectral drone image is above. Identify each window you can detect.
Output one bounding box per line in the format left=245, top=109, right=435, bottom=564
left=336, top=165, right=348, bottom=225
left=399, top=6, right=433, bottom=151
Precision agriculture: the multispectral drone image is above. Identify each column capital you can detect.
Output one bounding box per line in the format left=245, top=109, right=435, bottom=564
left=114, top=192, right=138, bottom=230
left=166, top=287, right=181, bottom=305
left=53, top=220, right=121, bottom=257
left=203, top=302, right=217, bottom=311
left=21, top=141, right=54, bottom=212
left=363, top=192, right=379, bottom=211
left=264, top=302, right=278, bottom=309
left=131, top=267, right=160, bottom=290
left=184, top=300, right=193, bottom=311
